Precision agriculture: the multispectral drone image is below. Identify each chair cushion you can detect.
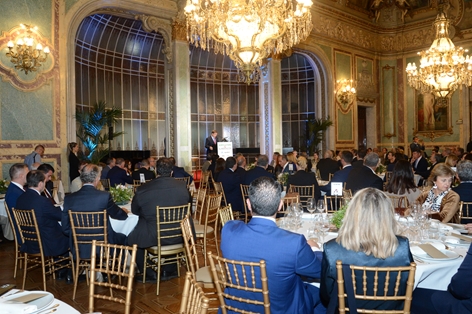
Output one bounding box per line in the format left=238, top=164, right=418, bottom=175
left=147, top=243, right=183, bottom=253
left=196, top=266, right=213, bottom=283
left=194, top=224, right=214, bottom=236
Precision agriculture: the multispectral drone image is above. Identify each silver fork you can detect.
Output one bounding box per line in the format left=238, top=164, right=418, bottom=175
left=36, top=303, right=59, bottom=314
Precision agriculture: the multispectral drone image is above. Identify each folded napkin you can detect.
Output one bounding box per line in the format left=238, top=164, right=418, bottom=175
left=451, top=233, right=472, bottom=242
left=0, top=300, right=37, bottom=313
left=418, top=243, right=449, bottom=259
left=410, top=242, right=445, bottom=256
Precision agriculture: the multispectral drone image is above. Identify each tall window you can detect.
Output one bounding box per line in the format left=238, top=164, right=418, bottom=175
left=189, top=46, right=260, bottom=165
left=281, top=53, right=316, bottom=152
left=75, top=14, right=167, bottom=156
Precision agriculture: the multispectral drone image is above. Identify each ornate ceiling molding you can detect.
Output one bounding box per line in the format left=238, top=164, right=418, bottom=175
left=138, top=15, right=173, bottom=63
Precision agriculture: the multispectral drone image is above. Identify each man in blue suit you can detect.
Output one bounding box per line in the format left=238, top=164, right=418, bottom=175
left=169, top=157, right=193, bottom=183
left=244, top=154, right=274, bottom=185
left=16, top=170, right=69, bottom=257
left=221, top=177, right=326, bottom=314
left=5, top=163, right=29, bottom=243
left=452, top=160, right=472, bottom=223
left=62, top=164, right=130, bottom=259
left=217, top=157, right=243, bottom=212
left=106, top=158, right=133, bottom=187
left=320, top=151, right=353, bottom=195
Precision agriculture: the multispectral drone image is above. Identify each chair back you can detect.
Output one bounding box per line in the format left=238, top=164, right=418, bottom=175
left=213, top=181, right=228, bottom=206
left=69, top=210, right=108, bottom=257
left=157, top=204, right=192, bottom=248
left=217, top=205, right=234, bottom=228
left=89, top=240, right=138, bottom=314
left=336, top=260, right=416, bottom=314
left=175, top=176, right=191, bottom=188
left=288, top=185, right=315, bottom=207
left=280, top=193, right=300, bottom=216
left=208, top=252, right=270, bottom=314
left=240, top=184, right=251, bottom=223
left=194, top=188, right=207, bottom=224
left=324, top=195, right=348, bottom=213
left=100, top=178, right=111, bottom=191
left=181, top=215, right=201, bottom=279
left=385, top=171, right=393, bottom=185
left=4, top=203, right=24, bottom=278
left=387, top=195, right=409, bottom=216
left=200, top=171, right=211, bottom=190
left=203, top=194, right=223, bottom=230
left=179, top=272, right=210, bottom=314
left=460, top=201, right=472, bottom=223
left=12, top=208, right=43, bottom=256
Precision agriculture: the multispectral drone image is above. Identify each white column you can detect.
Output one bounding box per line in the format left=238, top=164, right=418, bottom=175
left=172, top=39, right=192, bottom=170
left=259, top=58, right=283, bottom=156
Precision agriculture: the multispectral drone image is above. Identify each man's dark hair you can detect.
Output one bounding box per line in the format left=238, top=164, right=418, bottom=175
left=411, top=149, right=421, bottom=154
left=26, top=170, right=45, bottom=188
left=9, top=163, right=28, bottom=180
left=156, top=158, right=173, bottom=177
left=256, top=155, right=269, bottom=167
left=168, top=157, right=176, bottom=165
left=248, top=177, right=282, bottom=216
left=80, top=164, right=100, bottom=184
left=37, top=163, right=55, bottom=174
left=115, top=158, right=125, bottom=165
left=225, top=157, right=237, bottom=169
left=357, top=148, right=367, bottom=159
left=34, top=145, right=45, bottom=151
left=340, top=151, right=353, bottom=164
left=106, top=158, right=115, bottom=165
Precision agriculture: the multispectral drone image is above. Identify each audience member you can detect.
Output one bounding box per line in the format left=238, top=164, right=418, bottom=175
left=385, top=160, right=421, bottom=205
left=37, top=163, right=56, bottom=204
left=352, top=148, right=367, bottom=168
left=169, top=157, right=193, bottom=183
left=317, top=150, right=339, bottom=180
left=106, top=157, right=133, bottom=187
left=287, top=156, right=321, bottom=202
left=244, top=154, right=274, bottom=184
left=320, top=151, right=353, bottom=195
left=68, top=142, right=80, bottom=182
left=132, top=158, right=156, bottom=182
left=416, top=164, right=460, bottom=223
left=16, top=170, right=69, bottom=257
left=221, top=177, right=325, bottom=313
left=320, top=188, right=413, bottom=311
left=452, top=160, right=472, bottom=223
left=345, top=152, right=383, bottom=194
left=235, top=154, right=247, bottom=182
left=127, top=158, right=192, bottom=282
left=69, top=161, right=88, bottom=193
left=5, top=163, right=29, bottom=244
left=100, top=157, right=115, bottom=179
left=24, top=145, right=44, bottom=170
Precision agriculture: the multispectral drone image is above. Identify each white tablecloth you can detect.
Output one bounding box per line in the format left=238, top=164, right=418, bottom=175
left=286, top=216, right=466, bottom=291
left=0, top=289, right=80, bottom=313
left=109, top=203, right=138, bottom=236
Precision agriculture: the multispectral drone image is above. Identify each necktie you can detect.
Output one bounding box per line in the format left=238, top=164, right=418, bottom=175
left=44, top=189, right=56, bottom=205
left=213, top=138, right=216, bottom=144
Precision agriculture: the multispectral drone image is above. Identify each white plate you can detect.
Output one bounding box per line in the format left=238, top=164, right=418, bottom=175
left=2, top=291, right=54, bottom=312
left=413, top=249, right=460, bottom=261
left=444, top=236, right=472, bottom=247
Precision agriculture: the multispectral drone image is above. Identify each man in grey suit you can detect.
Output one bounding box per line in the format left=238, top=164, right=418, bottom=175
left=127, top=158, right=192, bottom=282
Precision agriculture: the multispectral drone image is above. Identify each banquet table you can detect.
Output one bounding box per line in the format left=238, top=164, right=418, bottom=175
left=283, top=215, right=467, bottom=291
left=0, top=289, right=80, bottom=313
left=0, top=198, right=14, bottom=241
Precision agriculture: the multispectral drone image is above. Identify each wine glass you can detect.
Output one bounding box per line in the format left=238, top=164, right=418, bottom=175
left=306, top=198, right=316, bottom=218
left=316, top=199, right=325, bottom=214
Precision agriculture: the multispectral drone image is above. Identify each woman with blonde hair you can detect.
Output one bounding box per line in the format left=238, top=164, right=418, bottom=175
left=287, top=156, right=321, bottom=203
left=320, top=188, right=413, bottom=310
left=286, top=151, right=298, bottom=172
left=416, top=163, right=460, bottom=223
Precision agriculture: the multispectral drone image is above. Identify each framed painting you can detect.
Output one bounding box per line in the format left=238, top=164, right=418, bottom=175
left=414, top=91, right=453, bottom=137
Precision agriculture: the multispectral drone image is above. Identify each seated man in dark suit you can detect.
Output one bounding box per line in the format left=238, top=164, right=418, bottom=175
left=352, top=148, right=367, bottom=168
left=217, top=157, right=244, bottom=212
left=16, top=170, right=69, bottom=257
left=221, top=177, right=325, bottom=314
left=244, top=154, right=274, bottom=185
left=107, top=157, right=133, bottom=187
left=62, top=164, right=130, bottom=258
left=320, top=151, right=353, bottom=195
left=287, top=156, right=321, bottom=202
left=37, top=163, right=56, bottom=204
left=169, top=157, right=193, bottom=183
left=100, top=157, right=115, bottom=180
left=345, top=152, right=383, bottom=194
left=132, top=158, right=156, bottom=182
left=128, top=158, right=192, bottom=282
left=452, top=160, right=472, bottom=223
left=410, top=149, right=428, bottom=181
left=316, top=150, right=340, bottom=180
left=235, top=154, right=247, bottom=183
left=5, top=163, right=29, bottom=243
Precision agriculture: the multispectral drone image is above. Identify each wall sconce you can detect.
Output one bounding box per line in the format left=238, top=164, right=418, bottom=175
left=5, top=24, right=50, bottom=74
left=335, top=79, right=357, bottom=106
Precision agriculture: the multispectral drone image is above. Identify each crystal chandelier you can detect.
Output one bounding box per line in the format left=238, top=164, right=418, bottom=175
left=184, top=0, right=313, bottom=84
left=5, top=24, right=50, bottom=75
left=405, top=12, right=472, bottom=98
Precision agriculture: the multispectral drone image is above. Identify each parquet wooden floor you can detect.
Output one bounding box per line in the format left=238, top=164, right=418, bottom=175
left=0, top=240, right=219, bottom=313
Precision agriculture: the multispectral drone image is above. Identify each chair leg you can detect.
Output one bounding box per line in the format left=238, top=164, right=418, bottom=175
left=143, top=250, right=147, bottom=283
left=13, top=247, right=18, bottom=279
left=22, top=253, right=28, bottom=290
left=156, top=254, right=161, bottom=295
left=72, top=260, right=80, bottom=300
left=42, top=258, right=48, bottom=291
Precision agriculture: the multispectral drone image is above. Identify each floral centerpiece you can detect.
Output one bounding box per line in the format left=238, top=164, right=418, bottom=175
left=109, top=184, right=133, bottom=205
left=0, top=179, right=9, bottom=194
left=375, top=163, right=386, bottom=174
left=246, top=163, right=256, bottom=170
left=277, top=172, right=289, bottom=186
left=330, top=202, right=348, bottom=229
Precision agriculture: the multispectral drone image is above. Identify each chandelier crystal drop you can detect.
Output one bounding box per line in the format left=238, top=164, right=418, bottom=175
left=5, top=24, right=50, bottom=75
left=184, top=0, right=313, bottom=84
left=405, top=12, right=472, bottom=98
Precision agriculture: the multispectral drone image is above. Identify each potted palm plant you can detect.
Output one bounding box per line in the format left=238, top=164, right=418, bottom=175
left=75, top=101, right=124, bottom=164
left=305, top=117, right=333, bottom=154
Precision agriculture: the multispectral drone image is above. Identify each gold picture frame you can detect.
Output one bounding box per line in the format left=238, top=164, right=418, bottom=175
left=414, top=91, right=453, bottom=140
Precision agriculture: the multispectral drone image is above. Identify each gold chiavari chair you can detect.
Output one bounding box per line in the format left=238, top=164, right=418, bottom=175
left=324, top=195, right=346, bottom=213
left=4, top=203, right=24, bottom=278
left=288, top=185, right=315, bottom=207
left=459, top=201, right=472, bottom=223
left=144, top=203, right=191, bottom=295
left=194, top=188, right=207, bottom=225
left=387, top=195, right=409, bottom=216
left=179, top=272, right=210, bottom=314
left=336, top=260, right=416, bottom=314
left=200, top=171, right=211, bottom=190
left=195, top=195, right=222, bottom=265
left=213, top=181, right=228, bottom=207
left=175, top=176, right=191, bottom=189
left=280, top=193, right=300, bottom=216
left=88, top=240, right=138, bottom=314
left=100, top=178, right=111, bottom=191
left=214, top=205, right=234, bottom=255
left=208, top=252, right=270, bottom=314
left=240, top=184, right=251, bottom=223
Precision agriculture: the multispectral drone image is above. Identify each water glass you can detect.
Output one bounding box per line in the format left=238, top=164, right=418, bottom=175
left=316, top=199, right=325, bottom=214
